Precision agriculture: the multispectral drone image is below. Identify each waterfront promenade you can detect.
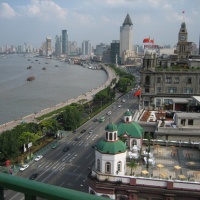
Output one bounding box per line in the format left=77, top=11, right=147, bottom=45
left=0, top=66, right=117, bottom=133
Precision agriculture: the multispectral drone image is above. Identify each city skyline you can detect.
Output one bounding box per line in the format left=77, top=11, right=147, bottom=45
left=0, top=0, right=200, bottom=48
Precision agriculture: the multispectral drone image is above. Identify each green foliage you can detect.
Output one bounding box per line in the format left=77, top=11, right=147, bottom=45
left=39, top=118, right=59, bottom=135
left=127, top=160, right=138, bottom=175
left=57, top=106, right=82, bottom=130
left=0, top=131, right=21, bottom=160
left=19, top=131, right=40, bottom=146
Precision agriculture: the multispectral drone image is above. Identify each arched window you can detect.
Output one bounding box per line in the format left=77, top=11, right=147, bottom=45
left=126, top=117, right=129, bottom=122
left=109, top=132, right=112, bottom=140
left=105, top=162, right=111, bottom=174
left=132, top=139, right=137, bottom=146
left=106, top=132, right=108, bottom=140
left=117, top=161, right=122, bottom=172
left=145, top=75, right=150, bottom=85
left=97, top=159, right=100, bottom=171
left=114, top=132, right=117, bottom=140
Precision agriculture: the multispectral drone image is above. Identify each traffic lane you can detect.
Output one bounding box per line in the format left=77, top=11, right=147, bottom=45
left=57, top=145, right=96, bottom=192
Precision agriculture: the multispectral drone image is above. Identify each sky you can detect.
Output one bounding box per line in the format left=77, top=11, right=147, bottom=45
left=0, top=0, right=200, bottom=48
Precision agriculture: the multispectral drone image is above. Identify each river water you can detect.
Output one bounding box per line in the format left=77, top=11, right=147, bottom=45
left=0, top=54, right=107, bottom=124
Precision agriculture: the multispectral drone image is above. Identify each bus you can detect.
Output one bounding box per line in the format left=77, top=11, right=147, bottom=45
left=99, top=116, right=105, bottom=123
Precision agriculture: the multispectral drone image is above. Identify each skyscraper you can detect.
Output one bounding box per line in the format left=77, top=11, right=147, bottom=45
left=55, top=35, right=62, bottom=56
left=82, top=40, right=92, bottom=56
left=46, top=37, right=52, bottom=56
left=62, top=30, right=68, bottom=54
left=120, top=14, right=133, bottom=64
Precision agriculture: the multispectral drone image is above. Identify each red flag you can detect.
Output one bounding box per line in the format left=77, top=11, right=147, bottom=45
left=134, top=89, right=141, bottom=96
left=143, top=38, right=150, bottom=43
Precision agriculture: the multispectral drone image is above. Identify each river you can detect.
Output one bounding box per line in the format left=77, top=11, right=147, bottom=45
left=0, top=54, right=107, bottom=124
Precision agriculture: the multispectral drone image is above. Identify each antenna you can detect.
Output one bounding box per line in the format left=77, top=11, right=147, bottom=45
left=182, top=10, right=185, bottom=22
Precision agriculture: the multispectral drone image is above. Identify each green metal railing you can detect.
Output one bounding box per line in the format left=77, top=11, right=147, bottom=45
left=0, top=173, right=108, bottom=200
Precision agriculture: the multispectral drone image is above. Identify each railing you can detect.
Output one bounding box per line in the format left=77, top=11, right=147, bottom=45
left=0, top=173, right=108, bottom=200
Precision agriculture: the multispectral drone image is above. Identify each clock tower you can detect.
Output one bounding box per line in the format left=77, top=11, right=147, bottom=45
left=175, top=21, right=192, bottom=62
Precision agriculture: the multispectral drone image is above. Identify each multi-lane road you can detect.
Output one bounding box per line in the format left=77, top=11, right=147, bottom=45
left=5, top=92, right=139, bottom=200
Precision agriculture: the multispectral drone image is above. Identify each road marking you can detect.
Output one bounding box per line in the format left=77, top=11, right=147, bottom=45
left=86, top=153, right=91, bottom=159
left=73, top=166, right=80, bottom=172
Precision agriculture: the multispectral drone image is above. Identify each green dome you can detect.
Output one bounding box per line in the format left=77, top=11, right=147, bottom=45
left=117, top=121, right=143, bottom=138
left=96, top=140, right=126, bottom=154
left=124, top=110, right=132, bottom=116
left=105, top=123, right=118, bottom=132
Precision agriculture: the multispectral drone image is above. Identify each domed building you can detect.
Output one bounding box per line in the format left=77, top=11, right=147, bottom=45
left=118, top=109, right=143, bottom=151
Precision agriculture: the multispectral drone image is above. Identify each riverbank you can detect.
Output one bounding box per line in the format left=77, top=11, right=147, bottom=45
left=0, top=66, right=118, bottom=133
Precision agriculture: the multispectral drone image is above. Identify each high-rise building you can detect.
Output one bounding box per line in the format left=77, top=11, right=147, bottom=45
left=55, top=35, right=62, bottom=56
left=82, top=40, right=92, bottom=56
left=110, top=40, right=120, bottom=64
left=120, top=14, right=133, bottom=64
left=46, top=37, right=52, bottom=56
left=62, top=30, right=68, bottom=54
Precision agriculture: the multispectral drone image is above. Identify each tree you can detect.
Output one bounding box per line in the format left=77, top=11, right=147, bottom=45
left=58, top=106, right=81, bottom=130
left=127, top=160, right=138, bottom=176
left=39, top=118, right=59, bottom=136
left=19, top=131, right=40, bottom=146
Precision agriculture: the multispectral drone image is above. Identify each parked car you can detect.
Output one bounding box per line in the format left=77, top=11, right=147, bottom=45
left=51, top=143, right=58, bottom=149
left=93, top=118, right=98, bottom=122
left=20, top=164, right=29, bottom=171
left=29, top=173, right=39, bottom=180
left=118, top=105, right=122, bottom=108
left=63, top=146, right=70, bottom=152
left=34, top=155, right=43, bottom=161
left=80, top=129, right=86, bottom=133
left=72, top=129, right=77, bottom=133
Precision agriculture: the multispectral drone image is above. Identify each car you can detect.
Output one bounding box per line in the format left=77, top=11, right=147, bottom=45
left=75, top=136, right=81, bottom=141
left=63, top=146, right=70, bottom=152
left=20, top=164, right=29, bottom=171
left=107, top=111, right=112, bottom=115
left=72, top=129, right=77, bottom=133
left=93, top=118, right=98, bottom=122
left=29, top=173, right=39, bottom=180
left=34, top=155, right=43, bottom=161
left=51, top=144, right=58, bottom=149
left=80, top=129, right=86, bottom=133
left=88, top=130, right=94, bottom=134
left=118, top=105, right=122, bottom=108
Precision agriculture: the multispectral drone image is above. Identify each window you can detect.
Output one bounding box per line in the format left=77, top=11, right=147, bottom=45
left=188, top=119, right=193, bottom=125
left=157, top=77, right=161, bottom=83
left=164, top=99, right=172, bottom=105
left=109, top=132, right=112, bottom=140
left=166, top=76, right=172, bottom=84
left=144, top=101, right=149, bottom=106
left=183, top=88, right=193, bottom=94
left=156, top=99, right=161, bottom=107
left=145, top=75, right=150, bottom=85
left=97, top=159, right=100, bottom=171
left=181, top=119, right=186, bottom=126
left=106, top=132, right=108, bottom=140
left=157, top=87, right=161, bottom=93
left=187, top=77, right=192, bottom=84
left=168, top=87, right=177, bottom=93
left=105, top=162, right=111, bottom=174
left=145, top=87, right=149, bottom=93
left=174, top=77, right=179, bottom=84
left=117, top=161, right=122, bottom=172
left=114, top=132, right=117, bottom=140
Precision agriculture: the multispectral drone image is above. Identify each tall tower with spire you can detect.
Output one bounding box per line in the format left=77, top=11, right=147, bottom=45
left=120, top=14, right=133, bottom=63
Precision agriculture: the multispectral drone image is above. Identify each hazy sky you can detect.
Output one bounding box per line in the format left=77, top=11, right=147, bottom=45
left=0, top=0, right=200, bottom=48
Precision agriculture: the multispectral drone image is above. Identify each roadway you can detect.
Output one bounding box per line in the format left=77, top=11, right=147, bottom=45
left=4, top=92, right=139, bottom=200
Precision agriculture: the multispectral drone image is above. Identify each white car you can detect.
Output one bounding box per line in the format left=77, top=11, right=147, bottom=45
left=20, top=164, right=29, bottom=171
left=34, top=155, right=43, bottom=161
left=107, top=111, right=112, bottom=115
left=118, top=105, right=122, bottom=108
